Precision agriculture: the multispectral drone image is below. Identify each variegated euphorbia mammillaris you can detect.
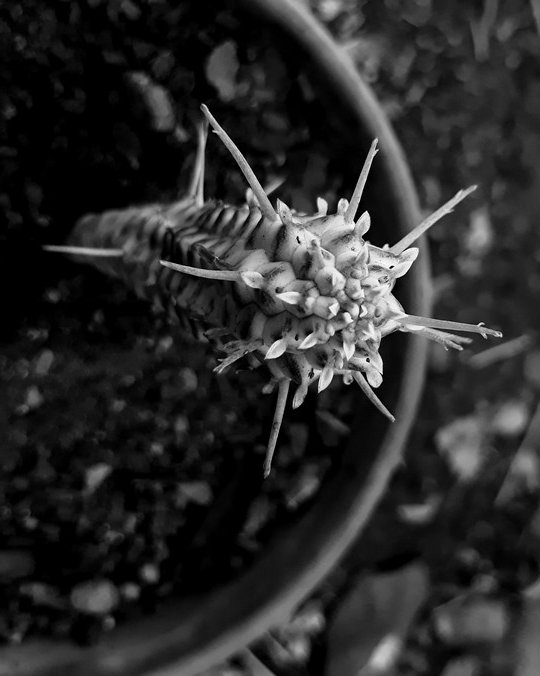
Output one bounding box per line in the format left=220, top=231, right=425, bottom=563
left=45, top=106, right=502, bottom=474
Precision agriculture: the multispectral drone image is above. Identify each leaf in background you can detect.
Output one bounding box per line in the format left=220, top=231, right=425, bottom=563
left=326, top=563, right=429, bottom=676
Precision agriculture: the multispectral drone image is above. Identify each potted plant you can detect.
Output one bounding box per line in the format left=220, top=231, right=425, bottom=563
left=0, top=1, right=431, bottom=674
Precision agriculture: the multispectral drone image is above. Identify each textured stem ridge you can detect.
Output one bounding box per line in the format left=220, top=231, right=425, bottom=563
left=50, top=106, right=502, bottom=474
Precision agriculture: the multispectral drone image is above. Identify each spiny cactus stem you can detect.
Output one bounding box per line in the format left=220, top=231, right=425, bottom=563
left=401, top=314, right=503, bottom=338
left=389, top=185, right=477, bottom=255
left=344, top=138, right=378, bottom=223
left=201, top=104, right=278, bottom=223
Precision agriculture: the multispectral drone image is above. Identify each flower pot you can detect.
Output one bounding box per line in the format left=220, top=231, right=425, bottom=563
left=0, top=1, right=430, bottom=674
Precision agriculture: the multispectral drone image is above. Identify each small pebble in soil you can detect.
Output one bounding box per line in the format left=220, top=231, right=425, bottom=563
left=84, top=463, right=113, bottom=494
left=178, top=367, right=198, bottom=395
left=126, top=72, right=176, bottom=133
left=16, top=386, right=44, bottom=415
left=139, top=563, right=160, bottom=585
left=120, top=582, right=141, bottom=602
left=205, top=41, right=240, bottom=103
left=435, top=415, right=488, bottom=482
left=432, top=595, right=509, bottom=646
left=34, top=349, right=54, bottom=376
left=0, top=551, right=35, bottom=581
left=241, top=496, right=274, bottom=539
left=70, top=579, right=120, bottom=616
left=20, top=582, right=66, bottom=610
left=490, top=400, right=529, bottom=437
left=176, top=481, right=213, bottom=506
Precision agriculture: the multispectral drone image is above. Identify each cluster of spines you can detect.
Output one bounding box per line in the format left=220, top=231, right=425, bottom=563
left=160, top=107, right=502, bottom=473
left=45, top=104, right=502, bottom=475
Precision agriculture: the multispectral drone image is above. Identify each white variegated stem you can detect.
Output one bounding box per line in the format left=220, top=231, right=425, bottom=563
left=351, top=371, right=395, bottom=422
left=344, top=138, right=379, bottom=223
left=264, top=379, right=291, bottom=477
left=389, top=185, right=477, bottom=254
left=201, top=104, right=278, bottom=223
left=214, top=342, right=261, bottom=374
left=160, top=260, right=264, bottom=288
left=196, top=120, right=208, bottom=205
left=411, top=327, right=474, bottom=351
left=43, top=245, right=124, bottom=258
left=399, top=314, right=502, bottom=338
